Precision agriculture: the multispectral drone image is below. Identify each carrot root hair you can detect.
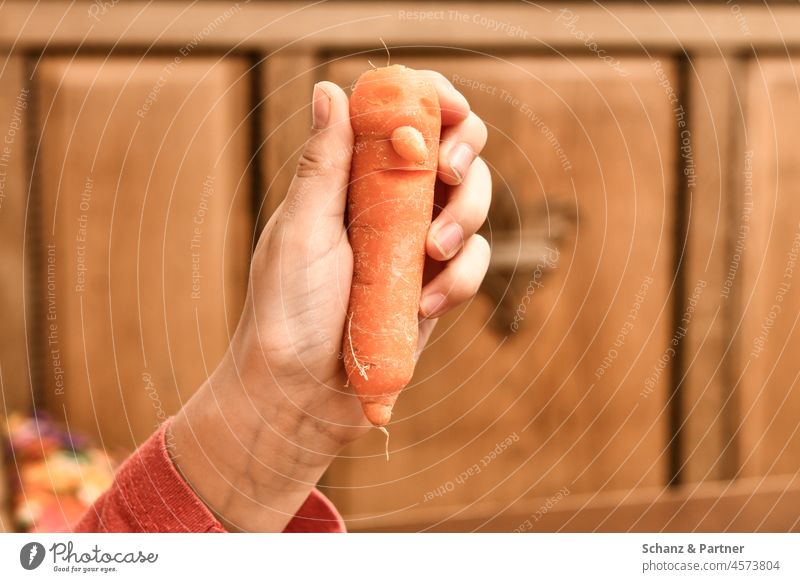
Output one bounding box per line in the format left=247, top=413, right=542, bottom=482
left=368, top=38, right=391, bottom=70
left=377, top=425, right=390, bottom=460
left=347, top=313, right=369, bottom=381
left=380, top=37, right=391, bottom=66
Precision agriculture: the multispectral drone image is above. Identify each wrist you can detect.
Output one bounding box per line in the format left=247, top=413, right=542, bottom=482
left=167, top=349, right=350, bottom=531
left=233, top=314, right=371, bottom=450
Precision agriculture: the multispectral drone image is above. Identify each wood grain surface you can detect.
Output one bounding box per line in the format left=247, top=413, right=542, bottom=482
left=322, top=55, right=678, bottom=530
left=35, top=56, right=252, bottom=450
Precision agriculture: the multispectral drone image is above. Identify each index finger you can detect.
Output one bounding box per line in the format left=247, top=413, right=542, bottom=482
left=419, top=70, right=470, bottom=126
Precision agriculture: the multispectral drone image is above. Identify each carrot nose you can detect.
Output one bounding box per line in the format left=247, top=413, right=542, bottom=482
left=390, top=125, right=428, bottom=163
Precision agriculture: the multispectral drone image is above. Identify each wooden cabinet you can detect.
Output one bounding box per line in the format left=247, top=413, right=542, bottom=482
left=680, top=55, right=743, bottom=484
left=35, top=57, right=252, bottom=449
left=0, top=55, right=30, bottom=419
left=736, top=58, right=800, bottom=479
left=0, top=440, right=7, bottom=532
left=322, top=55, right=679, bottom=529
left=1, top=1, right=800, bottom=532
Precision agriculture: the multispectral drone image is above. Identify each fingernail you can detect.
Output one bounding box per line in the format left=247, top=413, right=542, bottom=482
left=419, top=293, right=446, bottom=318
left=312, top=83, right=331, bottom=130
left=432, top=221, right=463, bottom=259
left=448, top=143, right=475, bottom=183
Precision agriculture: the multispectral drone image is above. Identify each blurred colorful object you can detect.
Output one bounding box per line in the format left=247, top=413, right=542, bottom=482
left=3, top=412, right=115, bottom=532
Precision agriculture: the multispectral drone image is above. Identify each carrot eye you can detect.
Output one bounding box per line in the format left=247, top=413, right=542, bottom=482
left=420, top=96, right=438, bottom=116
left=370, top=84, right=402, bottom=105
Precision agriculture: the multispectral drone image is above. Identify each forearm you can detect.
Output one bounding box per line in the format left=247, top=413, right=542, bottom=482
left=167, top=324, right=361, bottom=532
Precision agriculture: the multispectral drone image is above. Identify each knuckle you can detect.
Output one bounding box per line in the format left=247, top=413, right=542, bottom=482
left=296, top=147, right=330, bottom=178
left=422, top=69, right=453, bottom=90
left=476, top=155, right=491, bottom=180
left=474, top=233, right=491, bottom=262
left=470, top=235, right=491, bottom=280
left=455, top=159, right=492, bottom=231
left=453, top=271, right=481, bottom=301
left=471, top=157, right=492, bottom=200
left=468, top=112, right=489, bottom=148
left=453, top=238, right=490, bottom=298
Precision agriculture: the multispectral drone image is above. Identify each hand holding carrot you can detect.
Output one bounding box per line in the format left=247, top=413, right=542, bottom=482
left=168, top=69, right=491, bottom=531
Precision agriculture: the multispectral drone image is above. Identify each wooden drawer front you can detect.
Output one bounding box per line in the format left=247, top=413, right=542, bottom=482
left=322, top=55, right=678, bottom=530
left=737, top=58, right=800, bottom=478
left=36, top=57, right=252, bottom=449
left=0, top=55, right=30, bottom=419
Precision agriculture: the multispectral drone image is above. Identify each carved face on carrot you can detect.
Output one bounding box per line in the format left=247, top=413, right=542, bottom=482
left=343, top=65, right=442, bottom=428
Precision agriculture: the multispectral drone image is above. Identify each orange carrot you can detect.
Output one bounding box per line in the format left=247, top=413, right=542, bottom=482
left=343, top=64, right=441, bottom=427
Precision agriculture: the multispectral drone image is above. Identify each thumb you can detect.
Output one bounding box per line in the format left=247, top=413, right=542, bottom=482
left=282, top=81, right=353, bottom=228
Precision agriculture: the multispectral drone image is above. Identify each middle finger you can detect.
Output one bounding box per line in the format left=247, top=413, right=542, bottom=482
left=438, top=111, right=488, bottom=185
left=427, top=156, right=492, bottom=261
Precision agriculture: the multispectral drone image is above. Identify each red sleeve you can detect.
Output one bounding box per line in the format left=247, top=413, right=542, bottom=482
left=69, top=419, right=345, bottom=533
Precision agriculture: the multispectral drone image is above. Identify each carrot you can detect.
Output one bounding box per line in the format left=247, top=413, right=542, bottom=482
left=343, top=64, right=441, bottom=428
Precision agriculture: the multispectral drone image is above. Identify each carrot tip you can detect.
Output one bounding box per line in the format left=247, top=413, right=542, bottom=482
left=362, top=401, right=392, bottom=426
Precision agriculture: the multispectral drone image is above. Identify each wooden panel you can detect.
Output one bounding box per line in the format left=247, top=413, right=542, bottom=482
left=260, top=51, right=317, bottom=229
left=356, top=474, right=800, bottom=532
left=323, top=55, right=677, bottom=530
left=0, top=421, right=7, bottom=531
left=681, top=56, right=744, bottom=483
left=737, top=58, right=800, bottom=479
left=1, top=2, right=800, bottom=51
left=0, top=55, right=32, bottom=417
left=36, top=57, right=252, bottom=450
